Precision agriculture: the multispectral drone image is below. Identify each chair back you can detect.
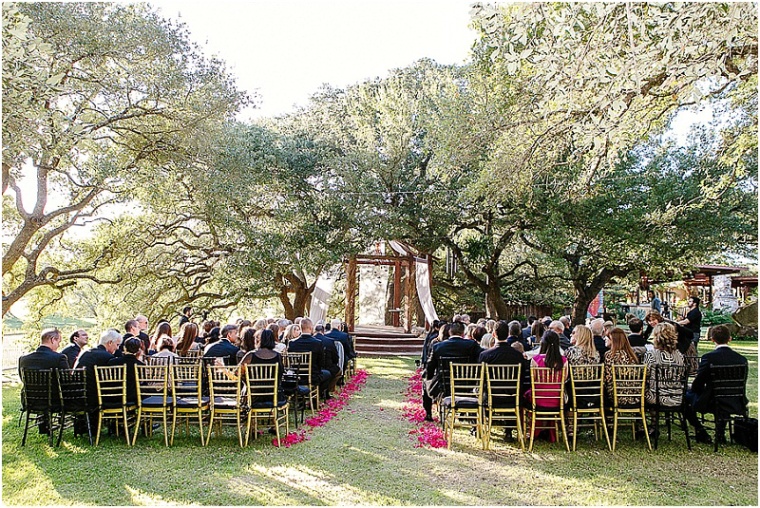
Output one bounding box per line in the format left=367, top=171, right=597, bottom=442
left=529, top=366, right=566, bottom=410
left=439, top=356, right=469, bottom=398
left=651, top=364, right=688, bottom=408
left=21, top=369, right=56, bottom=412
left=94, top=365, right=127, bottom=408
left=449, top=363, right=483, bottom=402
left=135, top=364, right=169, bottom=404
left=185, top=349, right=202, bottom=358
left=611, top=364, right=647, bottom=409
left=146, top=355, right=174, bottom=366
left=57, top=368, right=89, bottom=412
left=708, top=363, right=748, bottom=417
left=207, top=365, right=243, bottom=406
left=485, top=364, right=521, bottom=409
left=245, top=364, right=279, bottom=406
left=284, top=352, right=312, bottom=386
left=174, top=356, right=202, bottom=365
left=170, top=363, right=203, bottom=400
left=568, top=363, right=604, bottom=410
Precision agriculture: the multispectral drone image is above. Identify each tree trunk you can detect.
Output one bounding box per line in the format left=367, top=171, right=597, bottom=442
left=486, top=280, right=510, bottom=320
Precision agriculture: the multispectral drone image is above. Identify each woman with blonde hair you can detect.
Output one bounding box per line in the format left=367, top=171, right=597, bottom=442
left=565, top=324, right=599, bottom=365
left=282, top=323, right=301, bottom=347
left=642, top=322, right=685, bottom=405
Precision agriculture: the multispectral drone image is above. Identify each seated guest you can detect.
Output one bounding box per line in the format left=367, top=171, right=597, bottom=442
left=480, top=321, right=528, bottom=367
left=529, top=320, right=545, bottom=349
left=286, top=318, right=328, bottom=394
left=548, top=320, right=571, bottom=350
left=590, top=318, right=609, bottom=358
left=266, top=323, right=287, bottom=354
left=684, top=325, right=748, bottom=445
left=315, top=323, right=341, bottom=398
left=237, top=327, right=256, bottom=363
left=643, top=311, right=692, bottom=354
left=176, top=322, right=201, bottom=356
left=73, top=329, right=122, bottom=433
left=471, top=325, right=488, bottom=349
left=627, top=318, right=646, bottom=347
left=203, top=326, right=239, bottom=365
left=421, top=320, right=443, bottom=368
left=506, top=321, right=531, bottom=351
left=152, top=337, right=179, bottom=362
left=107, top=337, right=144, bottom=404
left=61, top=329, right=88, bottom=369
left=559, top=316, right=573, bottom=342
left=282, top=323, right=301, bottom=348
left=603, top=327, right=640, bottom=406
left=149, top=321, right=173, bottom=355
left=642, top=322, right=684, bottom=406
left=422, top=321, right=481, bottom=422
left=525, top=330, right=568, bottom=441
left=18, top=328, right=70, bottom=434
left=239, top=329, right=284, bottom=371
left=565, top=324, right=599, bottom=365
left=325, top=319, right=355, bottom=362
left=522, top=316, right=537, bottom=341
left=481, top=319, right=497, bottom=348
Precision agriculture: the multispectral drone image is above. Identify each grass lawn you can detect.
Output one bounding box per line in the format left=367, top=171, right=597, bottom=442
left=2, top=345, right=757, bottom=506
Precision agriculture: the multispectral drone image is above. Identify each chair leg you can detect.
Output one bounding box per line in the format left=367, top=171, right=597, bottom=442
left=572, top=413, right=578, bottom=451
left=170, top=412, right=177, bottom=446
left=515, top=411, right=525, bottom=451
left=600, top=412, right=612, bottom=451
left=641, top=411, right=652, bottom=451
left=528, top=412, right=536, bottom=452
left=123, top=408, right=132, bottom=446
left=132, top=408, right=142, bottom=445
left=95, top=413, right=103, bottom=446
left=21, top=411, right=32, bottom=446
left=612, top=413, right=618, bottom=452
left=85, top=413, right=93, bottom=446
left=56, top=411, right=66, bottom=447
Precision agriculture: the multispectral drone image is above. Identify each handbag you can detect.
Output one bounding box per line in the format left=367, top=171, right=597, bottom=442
left=731, top=416, right=758, bottom=452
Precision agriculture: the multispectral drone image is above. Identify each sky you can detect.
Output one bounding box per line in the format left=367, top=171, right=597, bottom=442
left=152, top=0, right=479, bottom=120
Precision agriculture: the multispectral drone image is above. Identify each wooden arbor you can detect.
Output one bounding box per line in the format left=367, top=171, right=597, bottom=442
left=344, top=248, right=433, bottom=333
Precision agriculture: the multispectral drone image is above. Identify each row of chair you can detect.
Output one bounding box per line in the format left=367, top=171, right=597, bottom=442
left=437, top=361, right=748, bottom=453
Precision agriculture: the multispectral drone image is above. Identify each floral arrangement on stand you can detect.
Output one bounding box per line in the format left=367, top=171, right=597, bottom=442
left=273, top=369, right=370, bottom=447
left=401, top=369, right=447, bottom=448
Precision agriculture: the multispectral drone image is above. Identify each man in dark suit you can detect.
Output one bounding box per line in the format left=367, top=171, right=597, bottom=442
left=315, top=324, right=341, bottom=398
left=626, top=317, right=647, bottom=347
left=684, top=325, right=748, bottom=444
left=60, top=329, right=88, bottom=369
left=422, top=321, right=482, bottom=421
left=18, top=328, right=70, bottom=434
left=522, top=316, right=537, bottom=341
left=203, top=325, right=240, bottom=365
left=73, top=329, right=122, bottom=433
left=481, top=321, right=528, bottom=367
left=590, top=318, right=609, bottom=357
left=287, top=318, right=328, bottom=392
left=19, top=328, right=70, bottom=373
left=505, top=321, right=531, bottom=351
left=326, top=319, right=355, bottom=366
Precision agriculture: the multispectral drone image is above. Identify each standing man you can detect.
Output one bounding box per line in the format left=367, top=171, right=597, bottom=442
left=61, top=329, right=89, bottom=368
left=678, top=296, right=703, bottom=349
left=179, top=306, right=193, bottom=328
left=648, top=290, right=662, bottom=313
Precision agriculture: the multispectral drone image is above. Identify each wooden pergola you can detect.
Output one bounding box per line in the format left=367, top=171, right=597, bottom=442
left=682, top=264, right=748, bottom=307
left=343, top=248, right=432, bottom=333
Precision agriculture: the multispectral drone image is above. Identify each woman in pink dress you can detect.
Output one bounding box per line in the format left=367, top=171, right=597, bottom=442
left=525, top=330, right=568, bottom=441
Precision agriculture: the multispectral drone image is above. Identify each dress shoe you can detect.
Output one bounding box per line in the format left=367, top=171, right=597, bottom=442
left=423, top=414, right=434, bottom=423
left=695, top=430, right=713, bottom=444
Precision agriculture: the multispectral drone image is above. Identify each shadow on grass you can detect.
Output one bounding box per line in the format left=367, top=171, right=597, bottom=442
left=2, top=354, right=758, bottom=505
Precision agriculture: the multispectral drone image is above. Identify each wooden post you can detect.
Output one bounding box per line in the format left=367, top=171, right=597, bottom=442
left=345, top=255, right=357, bottom=332
left=393, top=260, right=402, bottom=327
left=404, top=258, right=416, bottom=333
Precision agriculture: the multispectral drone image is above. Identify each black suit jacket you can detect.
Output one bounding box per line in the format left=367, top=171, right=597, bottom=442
left=316, top=333, right=340, bottom=376
left=627, top=333, right=647, bottom=347
left=19, top=346, right=69, bottom=374
left=691, top=346, right=748, bottom=414
left=506, top=335, right=531, bottom=351
left=325, top=329, right=354, bottom=358
left=425, top=337, right=481, bottom=380
left=287, top=334, right=325, bottom=384
left=203, top=339, right=240, bottom=365
left=60, top=343, right=81, bottom=369
left=593, top=335, right=609, bottom=358
left=73, top=345, right=114, bottom=406
left=107, top=354, right=144, bottom=404
left=479, top=342, right=526, bottom=366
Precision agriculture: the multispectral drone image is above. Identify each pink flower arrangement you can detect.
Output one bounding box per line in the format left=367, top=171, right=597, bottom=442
left=273, top=369, right=369, bottom=447
left=401, top=368, right=447, bottom=448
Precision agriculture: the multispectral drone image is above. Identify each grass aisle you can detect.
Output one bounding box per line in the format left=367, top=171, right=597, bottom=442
left=2, top=353, right=758, bottom=505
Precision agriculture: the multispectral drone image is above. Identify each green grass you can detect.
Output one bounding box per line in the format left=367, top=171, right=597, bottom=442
left=3, top=349, right=758, bottom=506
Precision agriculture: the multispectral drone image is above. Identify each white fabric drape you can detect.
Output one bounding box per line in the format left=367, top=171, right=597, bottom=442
left=415, top=258, right=438, bottom=323
left=309, top=274, right=334, bottom=324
